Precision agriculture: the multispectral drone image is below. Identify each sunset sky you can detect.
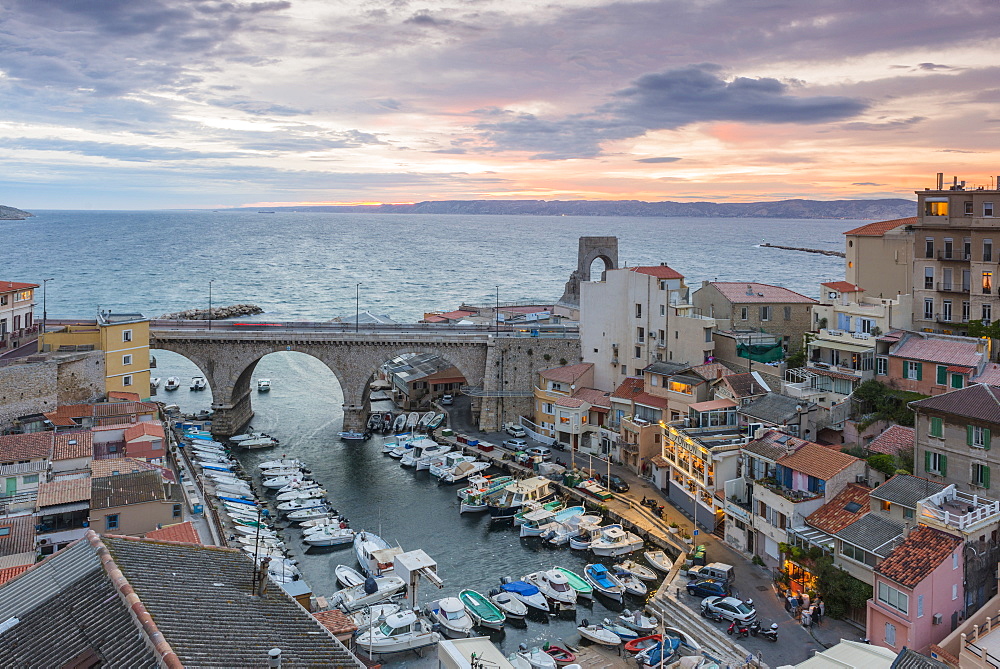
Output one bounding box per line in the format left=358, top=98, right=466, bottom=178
left=2, top=0, right=999, bottom=209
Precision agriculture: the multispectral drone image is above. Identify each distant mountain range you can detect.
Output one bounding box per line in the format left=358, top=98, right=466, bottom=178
left=0, top=205, right=32, bottom=220
left=251, top=198, right=916, bottom=220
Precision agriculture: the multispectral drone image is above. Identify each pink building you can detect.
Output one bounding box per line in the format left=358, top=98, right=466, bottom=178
left=866, top=525, right=963, bottom=654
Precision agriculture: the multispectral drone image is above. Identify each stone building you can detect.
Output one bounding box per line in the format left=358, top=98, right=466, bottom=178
left=692, top=281, right=817, bottom=354
left=843, top=218, right=916, bottom=300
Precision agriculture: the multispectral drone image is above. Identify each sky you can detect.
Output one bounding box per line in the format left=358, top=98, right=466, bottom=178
left=2, top=0, right=1000, bottom=209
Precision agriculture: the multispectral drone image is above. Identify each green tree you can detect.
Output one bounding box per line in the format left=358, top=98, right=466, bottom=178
left=814, top=555, right=872, bottom=619
left=867, top=453, right=898, bottom=477
left=851, top=380, right=926, bottom=429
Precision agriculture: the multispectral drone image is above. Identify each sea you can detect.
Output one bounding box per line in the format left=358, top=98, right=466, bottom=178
left=12, top=210, right=862, bottom=664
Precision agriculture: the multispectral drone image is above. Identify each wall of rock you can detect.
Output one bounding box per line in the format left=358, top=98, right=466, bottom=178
left=0, top=351, right=104, bottom=431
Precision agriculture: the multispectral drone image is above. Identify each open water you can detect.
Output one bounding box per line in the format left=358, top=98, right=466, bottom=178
left=13, top=210, right=863, bottom=663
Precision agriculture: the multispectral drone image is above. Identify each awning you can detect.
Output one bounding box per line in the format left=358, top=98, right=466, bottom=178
left=37, top=501, right=90, bottom=515
left=810, top=338, right=873, bottom=354
left=689, top=399, right=737, bottom=412
left=789, top=525, right=835, bottom=549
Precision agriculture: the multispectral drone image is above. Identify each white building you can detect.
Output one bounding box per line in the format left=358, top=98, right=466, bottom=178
left=0, top=280, right=38, bottom=353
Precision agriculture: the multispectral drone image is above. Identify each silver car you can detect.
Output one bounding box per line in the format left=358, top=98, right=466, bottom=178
left=701, top=596, right=756, bottom=623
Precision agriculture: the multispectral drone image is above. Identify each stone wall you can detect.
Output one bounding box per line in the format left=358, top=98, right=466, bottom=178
left=0, top=351, right=105, bottom=431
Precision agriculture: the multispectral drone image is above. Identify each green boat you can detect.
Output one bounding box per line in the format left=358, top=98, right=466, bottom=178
left=459, top=589, right=506, bottom=629
left=514, top=500, right=564, bottom=526
left=554, top=566, right=594, bottom=599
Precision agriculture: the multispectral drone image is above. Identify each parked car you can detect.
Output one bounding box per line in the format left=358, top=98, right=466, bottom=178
left=686, top=578, right=730, bottom=598
left=701, top=596, right=756, bottom=624
left=441, top=394, right=454, bottom=405
left=524, top=446, right=552, bottom=461
left=504, top=422, right=527, bottom=438
left=598, top=473, right=629, bottom=492
left=503, top=438, right=528, bottom=450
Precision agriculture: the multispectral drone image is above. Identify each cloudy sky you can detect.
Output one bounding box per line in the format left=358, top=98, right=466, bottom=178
left=2, top=0, right=999, bottom=209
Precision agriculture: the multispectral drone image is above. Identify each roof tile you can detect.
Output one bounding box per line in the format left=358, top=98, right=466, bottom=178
left=52, top=432, right=93, bottom=461
left=90, top=470, right=176, bottom=509
left=0, top=282, right=39, bottom=292
left=540, top=362, right=593, bottom=384
left=0, top=515, right=36, bottom=559
left=0, top=564, right=31, bottom=586
left=572, top=387, right=612, bottom=408
left=313, top=609, right=358, bottom=636
left=909, top=384, right=1000, bottom=423
left=629, top=265, right=684, bottom=280
left=36, top=478, right=91, bottom=509
left=776, top=441, right=861, bottom=480
left=821, top=281, right=864, bottom=292
left=890, top=332, right=984, bottom=367
left=806, top=484, right=872, bottom=534
left=843, top=217, right=917, bottom=236
left=876, top=526, right=960, bottom=588
left=868, top=425, right=914, bottom=456
left=0, top=433, right=52, bottom=462
left=611, top=377, right=644, bottom=400
left=144, top=522, right=201, bottom=545
left=708, top=282, right=817, bottom=304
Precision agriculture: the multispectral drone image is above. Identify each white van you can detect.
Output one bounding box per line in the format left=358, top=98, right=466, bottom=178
left=687, top=562, right=735, bottom=583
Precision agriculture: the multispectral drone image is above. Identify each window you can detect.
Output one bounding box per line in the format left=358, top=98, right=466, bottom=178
left=926, top=237, right=935, bottom=258
left=705, top=328, right=713, bottom=343
left=987, top=202, right=995, bottom=217
left=963, top=301, right=971, bottom=322
left=973, top=463, right=991, bottom=489
left=781, top=306, right=790, bottom=321
left=542, top=403, right=554, bottom=414
left=659, top=304, right=665, bottom=316
left=122, top=375, right=133, bottom=387
left=944, top=267, right=953, bottom=290
left=953, top=584, right=959, bottom=600
left=924, top=266, right=934, bottom=289
left=925, top=201, right=949, bottom=216
left=658, top=329, right=665, bottom=343
left=21, top=474, right=38, bottom=484
left=0, top=527, right=9, bottom=537
left=926, top=451, right=947, bottom=476
left=878, top=582, right=909, bottom=614
left=985, top=239, right=993, bottom=263
left=173, top=503, right=182, bottom=518
left=876, top=357, right=888, bottom=376
left=952, top=373, right=964, bottom=389
left=635, top=303, right=642, bottom=318
left=636, top=327, right=644, bottom=342
left=965, top=237, right=973, bottom=258
left=760, top=305, right=771, bottom=321
left=968, top=425, right=991, bottom=449
left=650, top=374, right=658, bottom=386
left=937, top=365, right=948, bottom=385
left=635, top=346, right=642, bottom=359
left=859, top=318, right=874, bottom=334
left=985, top=304, right=993, bottom=323
left=943, top=300, right=952, bottom=322
left=966, top=202, right=974, bottom=215
left=123, top=354, right=132, bottom=366
left=918, top=594, right=924, bottom=618
left=953, top=552, right=959, bottom=570
left=106, top=514, right=120, bottom=531
left=904, top=360, right=922, bottom=380
left=668, top=380, right=693, bottom=395
left=984, top=272, right=993, bottom=294
left=122, top=329, right=132, bottom=342
left=944, top=238, right=954, bottom=258
left=924, top=299, right=934, bottom=320
left=930, top=416, right=944, bottom=438
left=740, top=307, right=748, bottom=320
left=842, top=542, right=877, bottom=566
left=885, top=623, right=897, bottom=647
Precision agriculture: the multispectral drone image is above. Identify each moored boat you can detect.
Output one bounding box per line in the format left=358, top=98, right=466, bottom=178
left=428, top=596, right=474, bottom=638
left=499, top=578, right=549, bottom=612
left=257, top=378, right=271, bottom=392
left=618, top=560, right=658, bottom=582
left=164, top=377, right=180, bottom=391
left=543, top=645, right=577, bottom=667
left=618, top=609, right=659, bottom=634
left=336, top=564, right=366, bottom=588
left=428, top=413, right=445, bottom=429
left=303, top=525, right=355, bottom=547
left=624, top=634, right=661, bottom=655
left=459, top=589, right=506, bottom=629
left=524, top=569, right=577, bottom=610
left=644, top=550, right=673, bottom=573
left=392, top=413, right=407, bottom=432
left=354, top=531, right=402, bottom=577
left=589, top=524, right=644, bottom=557
left=577, top=619, right=621, bottom=646
left=190, top=376, right=207, bottom=391
left=330, top=575, right=406, bottom=612
left=487, top=476, right=557, bottom=522
left=419, top=411, right=436, bottom=428
left=488, top=589, right=528, bottom=619
left=553, top=566, right=594, bottom=599
left=511, top=646, right=557, bottom=668
left=583, top=563, right=625, bottom=602
left=354, top=609, right=440, bottom=655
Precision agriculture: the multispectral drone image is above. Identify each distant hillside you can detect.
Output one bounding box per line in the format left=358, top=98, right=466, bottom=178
left=0, top=205, right=33, bottom=220
left=257, top=198, right=916, bottom=220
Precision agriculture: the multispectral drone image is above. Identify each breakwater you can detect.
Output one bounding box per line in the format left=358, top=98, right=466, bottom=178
left=760, top=243, right=845, bottom=258
left=160, top=304, right=264, bottom=320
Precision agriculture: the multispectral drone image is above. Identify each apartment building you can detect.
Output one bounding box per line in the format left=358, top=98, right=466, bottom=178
left=911, top=175, right=1000, bottom=334
left=0, top=280, right=38, bottom=354
left=692, top=281, right=816, bottom=354
left=843, top=218, right=916, bottom=299
left=875, top=330, right=1000, bottom=396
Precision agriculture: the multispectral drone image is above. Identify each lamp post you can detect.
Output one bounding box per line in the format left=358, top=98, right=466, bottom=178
left=41, top=278, right=53, bottom=351
left=355, top=283, right=361, bottom=333
left=208, top=280, right=214, bottom=331
left=495, top=285, right=500, bottom=335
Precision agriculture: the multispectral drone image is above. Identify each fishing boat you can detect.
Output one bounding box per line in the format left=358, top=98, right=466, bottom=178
left=589, top=525, right=644, bottom=557
left=392, top=414, right=407, bottom=432
left=519, top=508, right=558, bottom=538
left=618, top=610, right=659, bottom=634
left=338, top=430, right=368, bottom=442
left=303, top=525, right=355, bottom=547
left=258, top=457, right=302, bottom=470
left=498, top=578, right=549, bottom=612
left=351, top=603, right=400, bottom=633
left=602, top=619, right=640, bottom=641
left=543, top=645, right=577, bottom=667
left=164, top=377, right=180, bottom=391
left=234, top=435, right=280, bottom=449
left=459, top=491, right=490, bottom=514
left=428, top=596, right=474, bottom=638
left=583, top=563, right=625, bottom=602
left=429, top=453, right=476, bottom=479
left=577, top=619, right=621, bottom=645
left=277, top=497, right=327, bottom=513
left=510, top=646, right=557, bottom=668
left=612, top=567, right=648, bottom=597
left=618, top=560, right=658, bottom=582
left=406, top=412, right=420, bottom=428
left=528, top=505, right=584, bottom=538
left=438, top=458, right=489, bottom=484
left=488, top=589, right=528, bottom=619
left=576, top=478, right=614, bottom=501
left=190, top=376, right=207, bottom=391
left=457, top=474, right=512, bottom=499
left=419, top=411, right=436, bottom=429
left=399, top=438, right=447, bottom=468
left=644, top=551, right=673, bottom=576
left=428, top=413, right=445, bottom=429
left=336, top=565, right=366, bottom=588
left=459, top=589, right=506, bottom=629
left=524, top=569, right=577, bottom=609
left=257, top=378, right=271, bottom=392
left=514, top=500, right=564, bottom=527
left=354, top=609, right=440, bottom=655
left=354, top=531, right=403, bottom=577
left=624, top=634, right=662, bottom=655
left=487, top=477, right=557, bottom=522
left=414, top=442, right=451, bottom=470
left=553, top=567, right=594, bottom=599
left=329, top=575, right=407, bottom=612
left=150, top=377, right=161, bottom=388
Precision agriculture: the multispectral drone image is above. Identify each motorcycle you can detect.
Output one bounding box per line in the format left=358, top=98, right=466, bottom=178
left=701, top=606, right=725, bottom=623
left=727, top=620, right=751, bottom=638
left=749, top=621, right=778, bottom=642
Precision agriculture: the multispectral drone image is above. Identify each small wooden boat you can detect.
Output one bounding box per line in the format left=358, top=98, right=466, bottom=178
left=619, top=610, right=659, bottom=634
left=618, top=560, right=658, bottom=582
left=553, top=566, right=594, bottom=599
left=488, top=589, right=528, bottom=619
left=419, top=411, right=436, bottom=428
left=613, top=568, right=648, bottom=597
left=543, top=645, right=577, bottom=667
left=583, top=563, right=624, bottom=601
left=644, top=550, right=673, bottom=573
left=428, top=413, right=445, bottom=429
left=602, top=619, right=640, bottom=641
left=577, top=620, right=621, bottom=645
left=336, top=564, right=366, bottom=587
left=459, top=589, right=506, bottom=629
left=624, top=634, right=662, bottom=655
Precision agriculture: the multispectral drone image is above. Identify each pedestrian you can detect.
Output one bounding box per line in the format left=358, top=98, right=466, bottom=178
left=801, top=608, right=812, bottom=628
left=816, top=599, right=825, bottom=625
left=787, top=594, right=798, bottom=618
left=801, top=592, right=811, bottom=611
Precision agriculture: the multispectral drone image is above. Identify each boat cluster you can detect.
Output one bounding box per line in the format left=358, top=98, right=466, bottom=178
left=339, top=411, right=446, bottom=442
left=382, top=434, right=491, bottom=484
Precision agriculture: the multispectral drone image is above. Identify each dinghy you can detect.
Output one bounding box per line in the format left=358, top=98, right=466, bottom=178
left=601, top=618, right=640, bottom=641
left=488, top=590, right=528, bottom=619
left=459, top=589, right=506, bottom=629
left=510, top=646, right=557, bottom=668
left=392, top=414, right=407, bottom=432
left=499, top=578, right=549, bottom=612
left=583, top=563, right=625, bottom=602
left=644, top=550, right=673, bottom=573
left=612, top=567, right=648, bottom=597
left=336, top=564, right=366, bottom=588
left=618, top=610, right=659, bottom=634
left=544, top=645, right=577, bottom=667
left=577, top=619, right=621, bottom=645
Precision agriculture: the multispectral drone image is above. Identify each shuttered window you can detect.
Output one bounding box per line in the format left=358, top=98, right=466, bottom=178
left=930, top=417, right=943, bottom=438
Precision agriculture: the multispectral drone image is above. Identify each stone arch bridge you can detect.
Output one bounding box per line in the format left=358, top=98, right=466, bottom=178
left=150, top=322, right=580, bottom=435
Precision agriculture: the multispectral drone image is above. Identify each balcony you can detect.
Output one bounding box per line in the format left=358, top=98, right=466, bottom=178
left=937, top=251, right=971, bottom=262
left=936, top=282, right=970, bottom=293
left=917, top=484, right=1000, bottom=532
left=757, top=477, right=823, bottom=503
left=935, top=313, right=969, bottom=326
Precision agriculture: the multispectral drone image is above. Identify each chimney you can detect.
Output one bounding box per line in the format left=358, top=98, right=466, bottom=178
left=936, top=172, right=944, bottom=190
left=268, top=648, right=282, bottom=669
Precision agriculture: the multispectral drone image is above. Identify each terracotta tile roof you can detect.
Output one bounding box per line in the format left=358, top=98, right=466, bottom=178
left=805, top=483, right=872, bottom=533
left=52, top=432, right=93, bottom=461
left=612, top=377, right=644, bottom=400
left=572, top=387, right=612, bottom=408
left=145, top=521, right=201, bottom=545
left=811, top=367, right=864, bottom=381
left=721, top=373, right=769, bottom=398
left=890, top=332, right=984, bottom=367
left=0, top=564, right=31, bottom=586
left=540, top=362, right=593, bottom=384
left=974, top=363, right=1000, bottom=384
left=108, top=391, right=141, bottom=402
left=776, top=441, right=860, bottom=480
left=313, top=609, right=358, bottom=636
left=422, top=315, right=447, bottom=323
left=909, top=384, right=1000, bottom=423
left=690, top=362, right=737, bottom=381
left=439, top=310, right=476, bottom=319
left=876, top=526, right=960, bottom=588
left=633, top=391, right=668, bottom=411
left=554, top=396, right=585, bottom=408
left=89, top=457, right=173, bottom=481
left=0, top=433, right=52, bottom=462
left=629, top=265, right=684, bottom=280
left=0, top=281, right=39, bottom=292
left=821, top=281, right=864, bottom=292
left=709, top=282, right=817, bottom=304
left=93, top=401, right=158, bottom=417
left=868, top=425, right=914, bottom=456
left=650, top=456, right=670, bottom=468
left=843, top=217, right=916, bottom=236
left=90, top=470, right=176, bottom=510
left=0, top=515, right=36, bottom=560
left=124, top=422, right=164, bottom=441
left=36, top=478, right=92, bottom=509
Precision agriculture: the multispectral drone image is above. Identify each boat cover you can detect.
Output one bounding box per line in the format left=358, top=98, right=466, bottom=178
left=587, top=564, right=615, bottom=588
left=643, top=638, right=681, bottom=666
left=502, top=581, right=540, bottom=597
left=219, top=496, right=257, bottom=506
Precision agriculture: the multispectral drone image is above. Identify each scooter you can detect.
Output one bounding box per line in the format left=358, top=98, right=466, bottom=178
left=701, top=606, right=725, bottom=623
left=727, top=620, right=751, bottom=637
left=749, top=621, right=778, bottom=642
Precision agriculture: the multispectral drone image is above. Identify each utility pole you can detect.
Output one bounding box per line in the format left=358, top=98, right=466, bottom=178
left=208, top=280, right=214, bottom=331
left=41, top=278, right=53, bottom=351
left=356, top=283, right=361, bottom=333
left=495, top=285, right=499, bottom=335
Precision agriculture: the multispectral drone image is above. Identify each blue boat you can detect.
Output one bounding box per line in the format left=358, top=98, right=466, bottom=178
left=636, top=637, right=681, bottom=668
left=583, top=563, right=625, bottom=601
left=219, top=496, right=257, bottom=506
left=500, top=580, right=549, bottom=612
left=201, top=464, right=234, bottom=473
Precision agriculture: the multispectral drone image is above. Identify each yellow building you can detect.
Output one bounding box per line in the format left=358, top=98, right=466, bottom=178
left=42, top=312, right=151, bottom=400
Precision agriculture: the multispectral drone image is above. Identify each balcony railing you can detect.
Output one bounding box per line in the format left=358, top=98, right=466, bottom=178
left=937, top=251, right=971, bottom=261
left=937, top=282, right=970, bottom=293
left=935, top=313, right=969, bottom=325
left=757, top=478, right=823, bottom=503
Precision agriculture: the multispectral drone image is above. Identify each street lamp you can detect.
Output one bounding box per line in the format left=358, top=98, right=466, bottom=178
left=41, top=278, right=53, bottom=351
left=495, top=285, right=500, bottom=335
left=208, top=280, right=214, bottom=331
left=356, top=283, right=361, bottom=333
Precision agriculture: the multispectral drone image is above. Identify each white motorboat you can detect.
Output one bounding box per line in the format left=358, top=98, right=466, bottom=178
left=399, top=438, right=443, bottom=468
left=438, top=459, right=490, bottom=484
left=287, top=505, right=334, bottom=522
left=257, top=378, right=271, bottom=392
left=510, top=646, right=557, bottom=669
left=236, top=535, right=284, bottom=550
left=524, top=569, right=577, bottom=609
left=215, top=486, right=254, bottom=500
left=263, top=474, right=310, bottom=489
left=354, top=609, right=441, bottom=655
left=151, top=377, right=161, bottom=388
left=392, top=414, right=407, bottom=432
left=262, top=466, right=305, bottom=478
left=164, top=377, right=180, bottom=391
left=488, top=589, right=528, bottom=619
left=612, top=568, right=648, bottom=597
left=299, top=515, right=341, bottom=529
left=235, top=435, right=279, bottom=449
left=546, top=514, right=602, bottom=546
left=415, top=443, right=451, bottom=470
left=519, top=509, right=557, bottom=538
left=339, top=431, right=368, bottom=442
left=330, top=575, right=406, bottom=612
left=429, top=453, right=477, bottom=479
left=498, top=579, right=549, bottom=612
left=388, top=439, right=415, bottom=459
left=276, top=487, right=326, bottom=502
left=525, top=505, right=584, bottom=539
left=276, top=479, right=321, bottom=495
left=419, top=411, right=436, bottom=428
left=577, top=620, right=622, bottom=646
left=618, top=609, right=659, bottom=634
left=589, top=525, right=644, bottom=557
left=242, top=545, right=288, bottom=561
left=406, top=412, right=420, bottom=428
left=233, top=525, right=279, bottom=539
left=351, top=603, right=401, bottom=632
left=336, top=564, right=366, bottom=588
left=643, top=550, right=673, bottom=574
left=618, top=560, right=658, bottom=582
left=258, top=458, right=302, bottom=470
left=277, top=497, right=327, bottom=512
left=428, top=596, right=474, bottom=638
left=583, top=563, right=625, bottom=602
left=190, top=376, right=208, bottom=391
left=354, top=531, right=402, bottom=577
left=303, top=525, right=355, bottom=547
left=487, top=477, right=556, bottom=522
